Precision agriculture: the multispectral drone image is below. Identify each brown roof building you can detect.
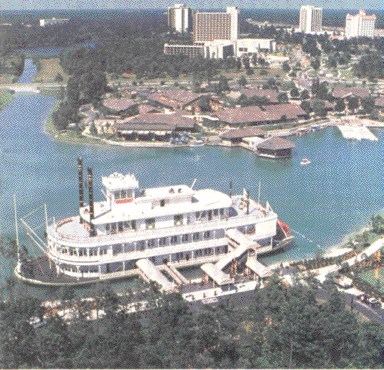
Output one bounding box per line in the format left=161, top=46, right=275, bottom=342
left=101, top=98, right=139, bottom=116
left=256, top=136, right=295, bottom=159
left=215, top=104, right=307, bottom=127
left=332, top=86, right=370, bottom=99
left=148, top=88, right=222, bottom=113
left=220, top=127, right=268, bottom=144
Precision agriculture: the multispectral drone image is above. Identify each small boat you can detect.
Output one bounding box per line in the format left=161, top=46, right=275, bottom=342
left=300, top=158, right=311, bottom=165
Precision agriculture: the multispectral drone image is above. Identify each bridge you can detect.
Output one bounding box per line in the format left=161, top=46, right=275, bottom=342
left=0, top=82, right=65, bottom=92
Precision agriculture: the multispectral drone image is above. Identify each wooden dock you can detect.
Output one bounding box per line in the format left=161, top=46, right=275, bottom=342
left=338, top=125, right=378, bottom=141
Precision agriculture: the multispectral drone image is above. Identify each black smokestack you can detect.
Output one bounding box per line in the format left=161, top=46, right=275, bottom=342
left=229, top=181, right=233, bottom=198
left=78, top=158, right=84, bottom=223
left=87, top=167, right=96, bottom=237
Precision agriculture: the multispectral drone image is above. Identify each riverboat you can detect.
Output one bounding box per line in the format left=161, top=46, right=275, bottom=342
left=16, top=159, right=294, bottom=285
left=300, top=158, right=311, bottom=165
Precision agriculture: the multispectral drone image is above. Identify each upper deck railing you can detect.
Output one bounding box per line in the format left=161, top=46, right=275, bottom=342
left=48, top=210, right=276, bottom=248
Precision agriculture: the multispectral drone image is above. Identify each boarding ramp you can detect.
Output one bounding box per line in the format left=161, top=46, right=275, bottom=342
left=164, top=264, right=189, bottom=285
left=338, top=125, right=378, bottom=141
left=201, top=263, right=233, bottom=285
left=246, top=256, right=273, bottom=278
left=136, top=259, right=175, bottom=293
left=215, top=229, right=259, bottom=271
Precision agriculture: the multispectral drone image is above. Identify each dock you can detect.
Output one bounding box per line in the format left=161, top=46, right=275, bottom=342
left=338, top=125, right=378, bottom=141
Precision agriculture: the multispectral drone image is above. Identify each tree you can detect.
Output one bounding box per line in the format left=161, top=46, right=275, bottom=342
left=282, top=61, right=291, bottom=73
left=197, top=95, right=211, bottom=112
left=277, top=92, right=288, bottom=103
left=311, top=58, right=320, bottom=71
left=312, top=99, right=326, bottom=117
left=55, top=73, right=64, bottom=82
left=300, top=100, right=312, bottom=115
left=238, top=75, right=247, bottom=87
left=290, top=87, right=300, bottom=98
left=347, top=96, right=359, bottom=113
left=335, top=99, right=346, bottom=113
left=361, top=96, right=375, bottom=113
left=300, top=89, right=310, bottom=100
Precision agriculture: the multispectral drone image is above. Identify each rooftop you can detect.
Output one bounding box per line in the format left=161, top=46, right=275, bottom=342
left=257, top=136, right=295, bottom=150
left=102, top=98, right=138, bottom=112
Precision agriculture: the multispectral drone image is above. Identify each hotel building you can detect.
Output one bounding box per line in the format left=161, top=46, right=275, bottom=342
left=193, top=7, right=239, bottom=43
left=345, top=10, right=376, bottom=38
left=299, top=5, right=323, bottom=33
left=168, top=4, right=193, bottom=33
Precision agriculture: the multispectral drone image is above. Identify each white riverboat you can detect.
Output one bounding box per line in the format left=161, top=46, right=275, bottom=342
left=17, top=159, right=294, bottom=285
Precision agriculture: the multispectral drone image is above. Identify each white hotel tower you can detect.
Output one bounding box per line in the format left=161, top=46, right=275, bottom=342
left=299, top=5, right=323, bottom=33
left=345, top=10, right=376, bottom=38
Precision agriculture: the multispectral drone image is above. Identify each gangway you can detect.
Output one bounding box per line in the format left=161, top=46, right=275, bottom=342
left=201, top=263, right=233, bottom=285
left=136, top=259, right=175, bottom=293
left=215, top=229, right=259, bottom=271
left=165, top=264, right=189, bottom=285
left=246, top=256, right=272, bottom=278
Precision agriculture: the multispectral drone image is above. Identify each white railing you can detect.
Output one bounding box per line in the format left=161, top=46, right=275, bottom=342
left=49, top=212, right=275, bottom=248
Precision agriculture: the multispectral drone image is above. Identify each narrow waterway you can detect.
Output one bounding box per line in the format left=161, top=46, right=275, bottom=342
left=1, top=60, right=384, bottom=299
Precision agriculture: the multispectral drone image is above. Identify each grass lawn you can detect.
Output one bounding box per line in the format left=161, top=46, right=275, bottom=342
left=0, top=90, right=14, bottom=110
left=33, top=58, right=69, bottom=83
left=358, top=267, right=384, bottom=292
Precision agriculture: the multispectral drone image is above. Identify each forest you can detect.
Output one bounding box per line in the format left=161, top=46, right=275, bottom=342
left=1, top=275, right=384, bottom=369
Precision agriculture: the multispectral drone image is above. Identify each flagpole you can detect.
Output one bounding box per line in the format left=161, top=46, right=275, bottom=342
left=13, top=194, right=20, bottom=268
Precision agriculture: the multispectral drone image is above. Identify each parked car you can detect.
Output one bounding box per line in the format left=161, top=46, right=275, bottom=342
left=368, top=298, right=382, bottom=309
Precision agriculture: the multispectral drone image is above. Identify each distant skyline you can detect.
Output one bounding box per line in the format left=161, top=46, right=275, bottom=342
left=0, top=0, right=383, bottom=11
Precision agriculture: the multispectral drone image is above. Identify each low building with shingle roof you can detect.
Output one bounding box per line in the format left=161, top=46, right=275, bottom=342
left=101, top=98, right=139, bottom=116
left=256, top=136, right=295, bottom=159
left=214, top=104, right=307, bottom=127
left=220, top=127, right=268, bottom=144
left=147, top=88, right=222, bottom=113
left=332, top=86, right=370, bottom=100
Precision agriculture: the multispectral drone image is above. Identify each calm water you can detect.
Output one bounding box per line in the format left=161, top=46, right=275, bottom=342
left=1, top=61, right=384, bottom=298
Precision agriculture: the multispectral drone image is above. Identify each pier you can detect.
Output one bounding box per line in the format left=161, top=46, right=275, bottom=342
left=338, top=125, right=378, bottom=141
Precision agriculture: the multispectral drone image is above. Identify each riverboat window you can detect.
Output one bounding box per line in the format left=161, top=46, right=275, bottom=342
left=182, top=234, right=189, bottom=242
left=132, top=220, right=136, bottom=230
left=90, top=267, right=98, bottom=273
left=204, top=231, right=211, bottom=239
left=145, top=218, right=156, bottom=229
left=174, top=214, right=183, bottom=226
left=138, top=241, right=145, bottom=251
left=193, top=232, right=200, bottom=241
left=111, top=223, right=117, bottom=231
left=220, top=208, right=224, bottom=216
left=123, top=221, right=131, bottom=229
left=89, top=249, right=97, bottom=256
left=159, top=237, right=167, bottom=246
left=148, top=239, right=156, bottom=248
left=214, top=209, right=219, bottom=216
left=201, top=211, right=206, bottom=218
left=100, top=248, right=108, bottom=255
left=160, top=199, right=165, bottom=207
left=79, top=249, right=85, bottom=257
left=121, top=190, right=126, bottom=198
left=196, top=212, right=200, bottom=219
left=118, top=222, right=124, bottom=232
left=115, top=191, right=121, bottom=200
left=106, top=223, right=110, bottom=231
left=171, top=236, right=178, bottom=245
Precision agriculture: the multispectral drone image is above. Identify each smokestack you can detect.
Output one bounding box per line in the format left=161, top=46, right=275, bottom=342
left=246, top=189, right=250, bottom=215
left=78, top=157, right=84, bottom=223
left=87, top=167, right=96, bottom=237
left=229, top=181, right=233, bottom=198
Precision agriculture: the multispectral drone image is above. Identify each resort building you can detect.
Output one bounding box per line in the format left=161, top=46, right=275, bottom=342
left=236, top=38, right=276, bottom=57
left=39, top=18, right=69, bottom=27
left=164, top=40, right=235, bottom=59
left=299, top=5, right=323, bottom=33
left=168, top=4, right=194, bottom=33
left=255, top=136, right=295, bottom=159
left=219, top=127, right=268, bottom=145
left=345, top=10, right=376, bottom=38
left=164, top=44, right=205, bottom=58
left=193, top=7, right=239, bottom=43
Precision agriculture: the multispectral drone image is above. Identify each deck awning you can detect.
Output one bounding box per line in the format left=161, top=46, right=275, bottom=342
left=201, top=263, right=232, bottom=285
left=121, top=130, right=133, bottom=134
left=246, top=258, right=273, bottom=278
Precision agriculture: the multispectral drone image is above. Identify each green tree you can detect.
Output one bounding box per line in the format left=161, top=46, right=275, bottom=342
left=300, top=89, right=310, bottom=100
left=347, top=96, right=359, bottom=113
left=290, top=87, right=300, bottom=98
left=282, top=61, right=291, bottom=73
left=300, top=100, right=312, bottom=115
left=238, top=75, right=247, bottom=87
left=277, top=92, right=288, bottom=103
left=335, top=99, right=346, bottom=113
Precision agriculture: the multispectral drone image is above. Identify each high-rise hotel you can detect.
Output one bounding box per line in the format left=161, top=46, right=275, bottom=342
left=168, top=4, right=193, bottom=33
left=193, top=7, right=239, bottom=43
left=345, top=10, right=376, bottom=38
left=299, top=5, right=323, bottom=33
